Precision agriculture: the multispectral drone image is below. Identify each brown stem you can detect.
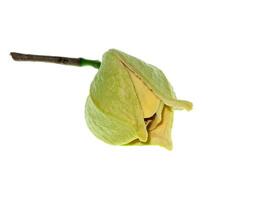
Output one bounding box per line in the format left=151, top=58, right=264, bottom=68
left=10, top=52, right=81, bottom=66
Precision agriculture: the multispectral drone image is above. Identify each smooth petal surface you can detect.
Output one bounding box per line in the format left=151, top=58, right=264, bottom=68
left=109, top=49, right=193, bottom=111
left=87, top=51, right=148, bottom=144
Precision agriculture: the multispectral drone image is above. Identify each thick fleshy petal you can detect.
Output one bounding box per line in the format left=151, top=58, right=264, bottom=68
left=87, top=51, right=148, bottom=144
left=109, top=49, right=192, bottom=111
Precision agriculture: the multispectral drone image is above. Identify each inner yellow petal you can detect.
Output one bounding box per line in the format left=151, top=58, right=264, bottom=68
left=128, top=71, right=160, bottom=118
left=148, top=101, right=164, bottom=131
left=146, top=105, right=173, bottom=150
left=126, top=105, right=174, bottom=150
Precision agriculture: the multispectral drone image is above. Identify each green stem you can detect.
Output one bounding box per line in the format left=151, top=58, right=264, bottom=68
left=10, top=52, right=101, bottom=69
left=80, top=58, right=101, bottom=69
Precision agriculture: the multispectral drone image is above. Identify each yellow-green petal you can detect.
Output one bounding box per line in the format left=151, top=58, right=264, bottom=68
left=109, top=49, right=192, bottom=111
left=87, top=51, right=148, bottom=144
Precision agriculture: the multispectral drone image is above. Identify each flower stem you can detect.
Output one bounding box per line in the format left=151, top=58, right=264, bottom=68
left=10, top=52, right=101, bottom=69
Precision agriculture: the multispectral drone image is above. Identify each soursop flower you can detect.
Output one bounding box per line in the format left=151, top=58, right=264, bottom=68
left=85, top=49, right=192, bottom=150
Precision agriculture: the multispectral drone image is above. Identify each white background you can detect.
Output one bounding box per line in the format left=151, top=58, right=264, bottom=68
left=0, top=0, right=266, bottom=199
